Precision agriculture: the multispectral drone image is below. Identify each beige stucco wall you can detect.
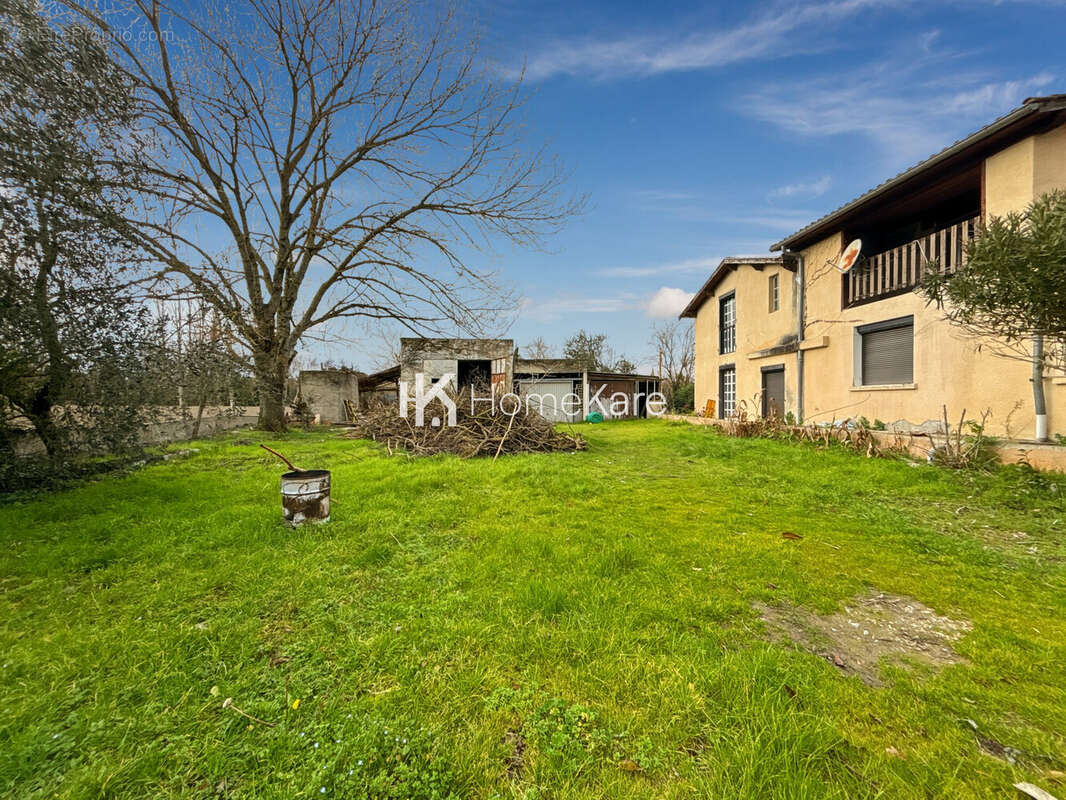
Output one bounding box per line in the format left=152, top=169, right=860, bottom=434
left=798, top=259, right=1065, bottom=437
left=692, top=263, right=799, bottom=417
left=984, top=137, right=1034, bottom=219
left=985, top=124, right=1066, bottom=218
left=797, top=124, right=1066, bottom=439
left=1034, top=123, right=1066, bottom=200
left=691, top=122, right=1066, bottom=439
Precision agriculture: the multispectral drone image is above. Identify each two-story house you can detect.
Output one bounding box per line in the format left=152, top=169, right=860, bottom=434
left=680, top=256, right=796, bottom=419
left=682, top=94, right=1066, bottom=439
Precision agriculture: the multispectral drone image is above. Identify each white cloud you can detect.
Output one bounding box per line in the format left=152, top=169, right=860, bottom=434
left=597, top=256, right=720, bottom=279
left=769, top=176, right=832, bottom=199
left=629, top=189, right=702, bottom=203
left=646, top=287, right=695, bottom=318
left=518, top=292, right=641, bottom=322
left=718, top=213, right=824, bottom=232
left=743, top=50, right=1056, bottom=163
left=507, top=0, right=909, bottom=81
left=509, top=0, right=1061, bottom=82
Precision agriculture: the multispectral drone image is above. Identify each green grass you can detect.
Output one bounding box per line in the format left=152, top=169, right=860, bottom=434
left=2, top=419, right=1065, bottom=799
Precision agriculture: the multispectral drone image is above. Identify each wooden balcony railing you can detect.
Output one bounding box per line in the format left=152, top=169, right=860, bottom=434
left=842, top=215, right=979, bottom=308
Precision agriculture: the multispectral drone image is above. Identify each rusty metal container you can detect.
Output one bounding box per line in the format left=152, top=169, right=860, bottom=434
left=280, top=469, right=331, bottom=525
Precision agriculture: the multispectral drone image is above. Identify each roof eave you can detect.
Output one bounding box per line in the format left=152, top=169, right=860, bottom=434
left=678, top=257, right=785, bottom=318
left=769, top=102, right=1054, bottom=252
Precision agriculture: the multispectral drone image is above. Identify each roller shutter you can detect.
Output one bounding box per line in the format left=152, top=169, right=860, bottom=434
left=860, top=318, right=913, bottom=385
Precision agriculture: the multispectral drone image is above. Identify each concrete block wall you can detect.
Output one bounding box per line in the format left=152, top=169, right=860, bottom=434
left=399, top=338, right=514, bottom=388
left=298, top=370, right=360, bottom=424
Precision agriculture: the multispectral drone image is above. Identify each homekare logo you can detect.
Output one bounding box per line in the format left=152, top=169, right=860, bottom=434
left=400, top=373, right=669, bottom=427
left=399, top=373, right=458, bottom=427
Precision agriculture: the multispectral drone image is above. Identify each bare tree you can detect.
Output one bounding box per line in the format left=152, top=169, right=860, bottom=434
left=154, top=296, right=247, bottom=435
left=61, top=0, right=580, bottom=430
left=650, top=320, right=694, bottom=410
left=522, top=336, right=552, bottom=359
left=358, top=320, right=403, bottom=370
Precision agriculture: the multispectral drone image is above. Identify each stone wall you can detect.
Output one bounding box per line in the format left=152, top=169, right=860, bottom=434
left=141, top=411, right=259, bottom=444
left=12, top=407, right=259, bottom=457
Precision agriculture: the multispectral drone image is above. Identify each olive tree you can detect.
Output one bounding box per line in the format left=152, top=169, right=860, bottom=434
left=0, top=0, right=158, bottom=461
left=920, top=190, right=1066, bottom=441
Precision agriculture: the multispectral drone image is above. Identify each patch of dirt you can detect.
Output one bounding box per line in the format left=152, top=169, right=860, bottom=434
left=682, top=734, right=709, bottom=760
left=503, top=727, right=526, bottom=781
left=757, top=592, right=971, bottom=686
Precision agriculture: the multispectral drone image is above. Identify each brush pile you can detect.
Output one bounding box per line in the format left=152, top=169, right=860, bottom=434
left=345, top=391, right=586, bottom=458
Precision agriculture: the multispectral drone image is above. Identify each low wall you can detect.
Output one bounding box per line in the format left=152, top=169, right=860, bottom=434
left=141, top=411, right=259, bottom=445
left=663, top=414, right=1066, bottom=473
left=12, top=408, right=259, bottom=457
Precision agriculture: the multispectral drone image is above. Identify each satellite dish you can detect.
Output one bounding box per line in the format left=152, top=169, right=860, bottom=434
left=838, top=239, right=862, bottom=272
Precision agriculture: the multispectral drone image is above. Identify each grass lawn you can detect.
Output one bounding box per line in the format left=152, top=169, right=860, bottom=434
left=2, top=420, right=1065, bottom=799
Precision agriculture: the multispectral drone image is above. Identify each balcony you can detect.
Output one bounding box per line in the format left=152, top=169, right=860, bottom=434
left=842, top=215, right=979, bottom=308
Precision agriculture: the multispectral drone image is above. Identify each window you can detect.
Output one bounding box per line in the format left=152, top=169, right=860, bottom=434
left=857, top=316, right=913, bottom=386
left=719, top=366, right=736, bottom=418
left=719, top=293, right=736, bottom=354
left=769, top=273, right=779, bottom=312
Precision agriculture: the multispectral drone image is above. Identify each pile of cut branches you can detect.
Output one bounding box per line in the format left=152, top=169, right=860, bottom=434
left=345, top=391, right=586, bottom=459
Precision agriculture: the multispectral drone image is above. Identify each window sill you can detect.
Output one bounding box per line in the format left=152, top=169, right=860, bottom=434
left=850, top=383, right=917, bottom=392
left=1053, top=377, right=1066, bottom=386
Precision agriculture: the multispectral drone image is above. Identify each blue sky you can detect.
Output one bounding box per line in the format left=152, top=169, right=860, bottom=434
left=300, top=0, right=1066, bottom=370
left=433, top=0, right=1064, bottom=369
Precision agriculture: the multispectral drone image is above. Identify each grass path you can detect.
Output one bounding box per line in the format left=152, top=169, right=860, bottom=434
left=2, top=420, right=1065, bottom=798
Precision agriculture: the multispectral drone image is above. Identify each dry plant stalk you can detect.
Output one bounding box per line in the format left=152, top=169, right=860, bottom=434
left=931, top=406, right=996, bottom=469
left=719, top=394, right=902, bottom=459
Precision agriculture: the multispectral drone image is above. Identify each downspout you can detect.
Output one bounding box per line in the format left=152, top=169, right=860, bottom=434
left=783, top=249, right=806, bottom=423
left=1033, top=334, right=1048, bottom=441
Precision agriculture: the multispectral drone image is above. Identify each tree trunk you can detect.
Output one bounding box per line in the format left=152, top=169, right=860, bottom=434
left=191, top=389, right=207, bottom=438
left=28, top=386, right=62, bottom=459
left=254, top=351, right=290, bottom=432
left=31, top=246, right=68, bottom=460
left=1033, top=335, right=1048, bottom=442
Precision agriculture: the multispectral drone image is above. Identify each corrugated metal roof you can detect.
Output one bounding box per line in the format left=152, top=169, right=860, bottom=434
left=770, top=94, right=1066, bottom=252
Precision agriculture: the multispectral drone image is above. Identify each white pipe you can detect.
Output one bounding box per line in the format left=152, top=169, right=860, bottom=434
left=1035, top=414, right=1048, bottom=442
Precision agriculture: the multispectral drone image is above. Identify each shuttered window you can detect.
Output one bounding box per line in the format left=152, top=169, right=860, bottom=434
left=859, top=317, right=913, bottom=385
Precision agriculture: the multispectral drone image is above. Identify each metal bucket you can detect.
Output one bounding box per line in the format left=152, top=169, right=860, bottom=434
left=280, top=469, right=331, bottom=525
